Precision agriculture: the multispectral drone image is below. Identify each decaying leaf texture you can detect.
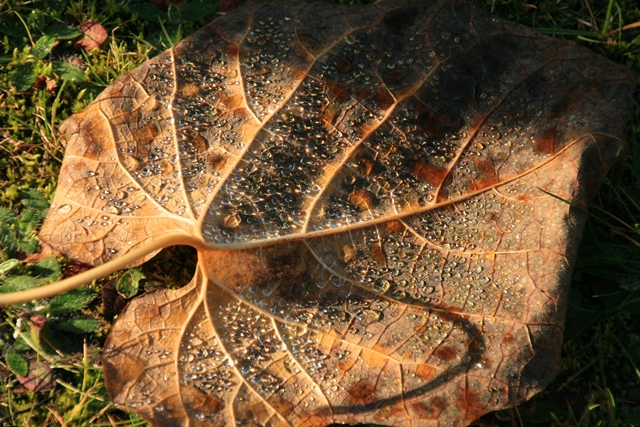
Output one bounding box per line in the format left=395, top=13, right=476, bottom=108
left=40, top=0, right=634, bottom=425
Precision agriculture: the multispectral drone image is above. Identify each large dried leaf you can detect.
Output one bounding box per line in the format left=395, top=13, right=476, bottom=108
left=40, top=0, right=635, bottom=425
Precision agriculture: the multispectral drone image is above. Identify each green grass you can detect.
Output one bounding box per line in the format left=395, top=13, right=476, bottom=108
left=0, top=0, right=639, bottom=426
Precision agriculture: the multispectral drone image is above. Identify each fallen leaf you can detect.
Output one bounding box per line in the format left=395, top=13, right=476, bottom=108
left=36, top=75, right=58, bottom=92
left=74, top=21, right=108, bottom=50
left=16, top=358, right=55, bottom=392
left=38, top=0, right=635, bottom=425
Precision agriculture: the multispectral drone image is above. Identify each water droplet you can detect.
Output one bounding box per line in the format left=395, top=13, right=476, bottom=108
left=57, top=204, right=72, bottom=215
left=356, top=309, right=382, bottom=326
left=220, top=211, right=240, bottom=229
left=372, top=278, right=391, bottom=294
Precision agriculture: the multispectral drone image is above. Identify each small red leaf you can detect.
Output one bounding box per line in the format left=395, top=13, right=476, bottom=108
left=34, top=75, right=58, bottom=92
left=74, top=21, right=107, bottom=51
left=16, top=359, right=55, bottom=392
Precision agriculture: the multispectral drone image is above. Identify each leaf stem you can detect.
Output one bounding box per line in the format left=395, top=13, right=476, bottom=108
left=0, top=234, right=205, bottom=306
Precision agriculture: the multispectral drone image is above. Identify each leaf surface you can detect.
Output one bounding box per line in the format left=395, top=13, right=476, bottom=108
left=40, top=0, right=635, bottom=425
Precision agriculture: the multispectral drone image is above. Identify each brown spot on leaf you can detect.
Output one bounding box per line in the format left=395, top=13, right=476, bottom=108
left=412, top=396, right=448, bottom=420
left=348, top=189, right=373, bottom=211
left=203, top=250, right=268, bottom=293
left=369, top=245, right=386, bottom=264
left=348, top=379, right=376, bottom=401
left=181, top=83, right=201, bottom=98
left=358, top=157, right=375, bottom=176
left=371, top=86, right=395, bottom=111
left=414, top=364, right=436, bottom=381
left=220, top=0, right=237, bottom=13
left=225, top=43, right=239, bottom=58
left=502, top=333, right=515, bottom=344
left=412, top=160, right=448, bottom=184
left=433, top=345, right=458, bottom=362
left=413, top=99, right=464, bottom=138
left=455, top=387, right=486, bottom=420
left=437, top=304, right=463, bottom=314
left=268, top=395, right=295, bottom=414
left=183, top=386, right=224, bottom=413
left=382, top=69, right=410, bottom=86
left=535, top=127, right=557, bottom=156
left=472, top=157, right=499, bottom=189
left=325, top=81, right=350, bottom=102
left=468, top=339, right=483, bottom=353
left=384, top=220, right=405, bottom=233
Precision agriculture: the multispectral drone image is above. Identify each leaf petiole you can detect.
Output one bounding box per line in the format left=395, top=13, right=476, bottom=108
left=0, top=234, right=204, bottom=306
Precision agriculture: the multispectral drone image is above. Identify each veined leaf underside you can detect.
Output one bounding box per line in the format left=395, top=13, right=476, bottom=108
left=34, top=0, right=634, bottom=425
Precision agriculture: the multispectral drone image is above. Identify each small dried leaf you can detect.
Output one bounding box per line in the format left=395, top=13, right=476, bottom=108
left=34, top=75, right=58, bottom=92
left=22, top=246, right=57, bottom=264
left=74, top=21, right=108, bottom=51
left=15, top=359, right=55, bottom=392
